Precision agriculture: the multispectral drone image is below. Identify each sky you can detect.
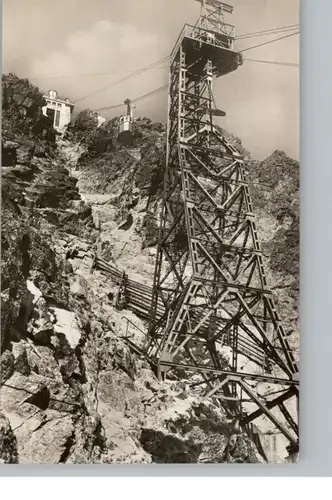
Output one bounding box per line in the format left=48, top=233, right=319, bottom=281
left=2, top=0, right=300, bottom=160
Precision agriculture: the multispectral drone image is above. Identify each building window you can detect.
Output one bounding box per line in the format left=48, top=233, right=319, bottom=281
left=55, top=110, right=61, bottom=127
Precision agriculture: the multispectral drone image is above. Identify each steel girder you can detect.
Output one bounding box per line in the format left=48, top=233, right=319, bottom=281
left=147, top=14, right=299, bottom=452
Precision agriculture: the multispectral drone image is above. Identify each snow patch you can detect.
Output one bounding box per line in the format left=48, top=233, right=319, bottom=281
left=26, top=280, right=42, bottom=304
left=50, top=307, right=81, bottom=348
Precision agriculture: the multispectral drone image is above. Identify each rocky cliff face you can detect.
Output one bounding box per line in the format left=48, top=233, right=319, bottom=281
left=63, top=112, right=300, bottom=463
left=67, top=112, right=300, bottom=347
left=1, top=77, right=268, bottom=464
left=249, top=150, right=300, bottom=351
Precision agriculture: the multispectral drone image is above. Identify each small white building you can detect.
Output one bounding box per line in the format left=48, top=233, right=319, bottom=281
left=42, top=90, right=74, bottom=135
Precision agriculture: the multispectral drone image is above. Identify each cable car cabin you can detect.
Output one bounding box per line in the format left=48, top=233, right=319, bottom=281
left=118, top=115, right=133, bottom=145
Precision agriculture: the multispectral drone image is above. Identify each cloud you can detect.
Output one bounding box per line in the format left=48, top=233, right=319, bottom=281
left=29, top=20, right=169, bottom=110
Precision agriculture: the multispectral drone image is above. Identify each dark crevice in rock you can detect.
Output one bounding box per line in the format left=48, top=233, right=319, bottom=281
left=45, top=298, right=71, bottom=311
left=72, top=346, right=88, bottom=384
left=1, top=145, right=17, bottom=166
left=20, top=234, right=31, bottom=279
left=118, top=213, right=133, bottom=231
left=58, top=430, right=75, bottom=464
left=89, top=419, right=108, bottom=456
left=15, top=293, right=34, bottom=337
left=140, top=428, right=201, bottom=464
left=22, top=386, right=50, bottom=411
left=32, top=417, right=53, bottom=433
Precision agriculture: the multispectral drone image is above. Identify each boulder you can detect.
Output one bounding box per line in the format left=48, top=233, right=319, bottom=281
left=0, top=350, right=15, bottom=382
left=70, top=275, right=88, bottom=299
left=12, top=342, right=31, bottom=376
left=0, top=411, right=18, bottom=464
left=27, top=299, right=55, bottom=346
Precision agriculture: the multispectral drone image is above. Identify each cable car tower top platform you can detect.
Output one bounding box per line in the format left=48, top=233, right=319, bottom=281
left=171, top=0, right=243, bottom=77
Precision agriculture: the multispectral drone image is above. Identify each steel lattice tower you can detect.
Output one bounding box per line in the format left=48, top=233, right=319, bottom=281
left=147, top=0, right=299, bottom=453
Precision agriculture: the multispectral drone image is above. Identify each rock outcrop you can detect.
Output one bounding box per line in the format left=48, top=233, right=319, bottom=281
left=0, top=411, right=18, bottom=463
left=1, top=74, right=299, bottom=464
